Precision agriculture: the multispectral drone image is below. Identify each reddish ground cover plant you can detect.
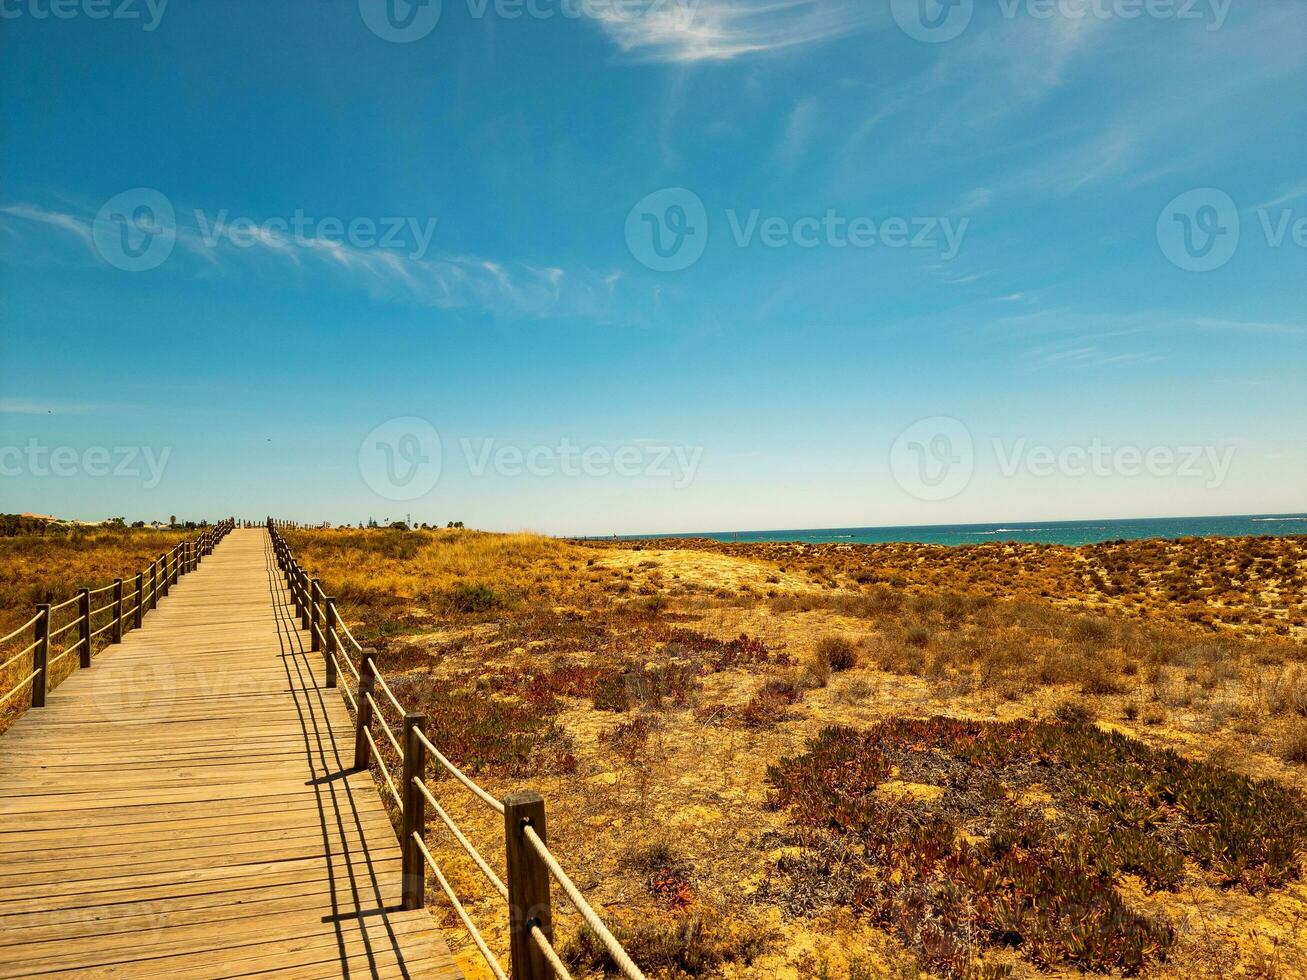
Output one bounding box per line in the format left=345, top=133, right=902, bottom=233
left=767, top=718, right=1307, bottom=976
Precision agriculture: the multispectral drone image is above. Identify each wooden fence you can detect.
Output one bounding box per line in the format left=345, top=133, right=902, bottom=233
left=0, top=519, right=236, bottom=716
left=267, top=519, right=646, bottom=980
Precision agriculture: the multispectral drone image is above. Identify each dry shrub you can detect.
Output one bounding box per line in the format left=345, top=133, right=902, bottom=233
left=1279, top=720, right=1307, bottom=765
left=1054, top=697, right=1096, bottom=724
left=1071, top=615, right=1112, bottom=645
left=739, top=674, right=805, bottom=728
left=802, top=654, right=830, bottom=689
left=1078, top=656, right=1128, bottom=696
left=815, top=634, right=858, bottom=672
left=1268, top=667, right=1307, bottom=718
left=564, top=909, right=771, bottom=976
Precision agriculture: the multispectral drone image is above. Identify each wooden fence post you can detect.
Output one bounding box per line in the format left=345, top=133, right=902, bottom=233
left=77, top=588, right=91, bottom=668
left=32, top=605, right=50, bottom=708
left=325, top=597, right=339, bottom=689
left=353, top=645, right=375, bottom=771
left=298, top=569, right=310, bottom=631
left=150, top=560, right=158, bottom=610
left=133, top=572, right=144, bottom=629
left=310, top=578, right=322, bottom=653
left=505, top=791, right=554, bottom=980
left=402, top=712, right=428, bottom=910
left=111, top=580, right=124, bottom=643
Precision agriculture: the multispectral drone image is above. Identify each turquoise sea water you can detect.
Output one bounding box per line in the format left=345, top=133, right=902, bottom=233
left=620, top=514, right=1307, bottom=548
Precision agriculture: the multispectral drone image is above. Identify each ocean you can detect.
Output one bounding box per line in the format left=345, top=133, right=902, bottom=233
left=620, top=514, right=1307, bottom=548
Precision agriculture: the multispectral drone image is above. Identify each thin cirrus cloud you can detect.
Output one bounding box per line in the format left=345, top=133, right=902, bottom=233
left=586, top=0, right=880, bottom=63
left=0, top=201, right=628, bottom=322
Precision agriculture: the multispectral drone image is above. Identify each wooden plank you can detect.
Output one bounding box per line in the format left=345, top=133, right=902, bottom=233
left=0, top=529, right=462, bottom=979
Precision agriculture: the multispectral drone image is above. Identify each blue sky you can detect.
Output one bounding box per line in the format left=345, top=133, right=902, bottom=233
left=1, top=0, right=1304, bottom=534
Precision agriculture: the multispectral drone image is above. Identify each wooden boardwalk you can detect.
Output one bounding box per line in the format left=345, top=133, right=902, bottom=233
left=0, top=529, right=462, bottom=979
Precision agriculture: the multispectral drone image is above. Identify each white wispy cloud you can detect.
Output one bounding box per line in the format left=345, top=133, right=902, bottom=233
left=1254, top=183, right=1307, bottom=211
left=776, top=97, right=818, bottom=170
left=0, top=201, right=629, bottom=322
left=1, top=203, right=96, bottom=249
left=587, top=0, right=879, bottom=63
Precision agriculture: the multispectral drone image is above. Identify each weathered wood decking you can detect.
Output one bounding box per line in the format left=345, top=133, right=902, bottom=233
left=0, top=529, right=462, bottom=979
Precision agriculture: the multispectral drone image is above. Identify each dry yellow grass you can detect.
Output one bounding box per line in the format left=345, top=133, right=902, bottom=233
left=9, top=524, right=1297, bottom=978
left=272, top=528, right=1307, bottom=978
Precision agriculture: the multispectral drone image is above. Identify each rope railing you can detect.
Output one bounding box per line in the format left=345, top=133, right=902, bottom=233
left=372, top=669, right=407, bottom=718
left=523, top=824, right=646, bottom=980
left=269, top=519, right=646, bottom=980
left=0, top=669, right=42, bottom=709
left=415, top=726, right=506, bottom=815
left=413, top=777, right=508, bottom=899
left=0, top=519, right=235, bottom=721
left=413, top=834, right=510, bottom=980
left=0, top=614, right=42, bottom=648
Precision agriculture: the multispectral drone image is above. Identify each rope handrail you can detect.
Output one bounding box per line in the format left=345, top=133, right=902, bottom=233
left=335, top=663, right=358, bottom=712
left=0, top=641, right=40, bottom=676
left=0, top=669, right=42, bottom=709
left=49, top=595, right=80, bottom=614
left=331, top=640, right=360, bottom=681
left=412, top=833, right=509, bottom=980
left=48, top=618, right=80, bottom=641
left=0, top=614, right=43, bottom=647
left=368, top=692, right=404, bottom=760
left=531, top=925, right=575, bottom=980
left=327, top=625, right=359, bottom=669
left=47, top=647, right=77, bottom=670
left=0, top=518, right=232, bottom=717
left=271, top=519, right=644, bottom=980
left=413, top=727, right=506, bottom=815
left=413, top=776, right=507, bottom=900
left=363, top=726, right=404, bottom=810
left=522, top=824, right=646, bottom=980
left=371, top=666, right=407, bottom=718
left=336, top=618, right=364, bottom=652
